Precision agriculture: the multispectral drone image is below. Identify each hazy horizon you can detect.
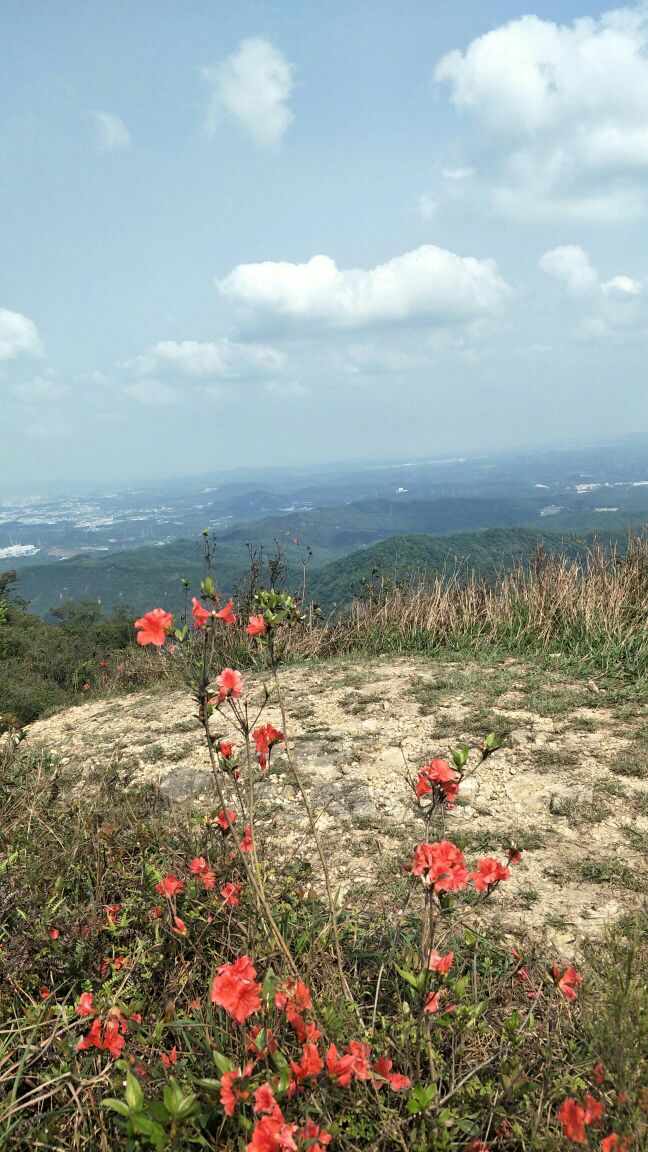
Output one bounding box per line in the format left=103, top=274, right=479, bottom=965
left=3, top=1, right=648, bottom=488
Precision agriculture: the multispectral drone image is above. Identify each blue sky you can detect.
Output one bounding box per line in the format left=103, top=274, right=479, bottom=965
left=2, top=0, right=647, bottom=488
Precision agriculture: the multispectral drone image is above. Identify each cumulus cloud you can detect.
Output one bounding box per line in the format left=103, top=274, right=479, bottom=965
left=127, top=338, right=287, bottom=379
left=91, top=111, right=132, bottom=152
left=217, top=245, right=511, bottom=331
left=538, top=246, right=600, bottom=297
left=0, top=308, right=43, bottom=361
left=203, top=38, right=294, bottom=148
left=540, top=244, right=644, bottom=335
left=434, top=5, right=648, bottom=220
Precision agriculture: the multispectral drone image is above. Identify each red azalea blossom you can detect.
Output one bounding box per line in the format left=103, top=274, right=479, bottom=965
left=252, top=724, right=284, bottom=771
left=216, top=808, right=237, bottom=831
left=508, top=845, right=523, bottom=865
left=113, top=955, right=129, bottom=970
left=104, top=904, right=120, bottom=927
left=191, top=598, right=210, bottom=629
left=372, top=1056, right=412, bottom=1091
left=247, top=1112, right=297, bottom=1152
left=220, top=1061, right=254, bottom=1116
left=427, top=949, right=454, bottom=974
left=189, top=856, right=209, bottom=875
left=552, top=964, right=584, bottom=1000
left=172, top=915, right=188, bottom=936
left=39, top=986, right=50, bottom=1000
left=410, top=840, right=469, bottom=892
left=240, top=825, right=254, bottom=853
left=325, top=1043, right=354, bottom=1087
left=583, top=1094, right=604, bottom=1124
left=246, top=1025, right=278, bottom=1057
left=77, top=1017, right=124, bottom=1059
left=161, top=1046, right=177, bottom=1069
left=295, top=1043, right=324, bottom=1080
left=155, top=874, right=184, bottom=899
left=201, top=868, right=216, bottom=889
left=298, top=1119, right=332, bottom=1150
left=134, top=608, right=173, bottom=647
left=345, top=1039, right=371, bottom=1080
left=49, top=928, right=60, bottom=939
left=76, top=992, right=94, bottom=1017
left=470, top=857, right=510, bottom=892
left=593, top=1062, right=606, bottom=1086
left=215, top=599, right=237, bottom=627
left=601, top=1136, right=631, bottom=1152
left=247, top=615, right=266, bottom=636
left=467, top=1142, right=489, bottom=1152
left=216, top=667, right=243, bottom=702
left=416, top=759, right=460, bottom=805
left=424, top=990, right=443, bottom=1014
left=221, top=881, right=243, bottom=906
left=219, top=741, right=235, bottom=759
left=211, top=955, right=262, bottom=1024
left=254, top=1082, right=279, bottom=1115
left=558, top=1099, right=589, bottom=1144
left=151, top=906, right=163, bottom=918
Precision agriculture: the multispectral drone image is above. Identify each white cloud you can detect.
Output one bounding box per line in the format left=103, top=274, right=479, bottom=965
left=538, top=246, right=600, bottom=296
left=91, top=111, right=132, bottom=152
left=435, top=6, right=648, bottom=220
left=203, top=38, right=294, bottom=148
left=540, top=244, right=644, bottom=335
left=0, top=308, right=43, bottom=360
left=123, top=379, right=179, bottom=406
left=417, top=193, right=437, bottom=221
left=127, top=338, right=287, bottom=379
left=13, top=374, right=69, bottom=402
left=441, top=166, right=474, bottom=182
left=217, top=245, right=511, bottom=331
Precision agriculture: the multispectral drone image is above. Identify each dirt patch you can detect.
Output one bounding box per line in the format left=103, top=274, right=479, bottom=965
left=26, top=655, right=648, bottom=956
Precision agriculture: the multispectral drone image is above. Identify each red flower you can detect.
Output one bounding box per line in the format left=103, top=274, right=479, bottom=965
left=134, top=608, right=173, bottom=647
left=211, top=955, right=262, bottom=1024
left=77, top=1017, right=103, bottom=1052
left=76, top=992, right=94, bottom=1017
left=508, top=845, right=523, bottom=865
left=426, top=949, right=454, bottom=975
left=221, top=882, right=243, bottom=906
left=252, top=724, right=284, bottom=771
left=583, top=1094, right=604, bottom=1124
left=240, top=825, right=254, bottom=853
left=552, top=964, right=583, bottom=1000
left=247, top=615, right=266, bottom=636
left=416, top=759, right=460, bottom=805
left=602, top=1136, right=631, bottom=1152
left=82, top=682, right=91, bottom=692
left=220, top=1062, right=254, bottom=1116
left=324, top=1043, right=354, bottom=1087
left=219, top=741, right=235, bottom=760
left=161, top=1046, right=177, bottom=1069
left=372, top=1056, right=412, bottom=1091
left=593, top=1062, right=606, bottom=1086
left=191, top=598, right=210, bottom=629
left=215, top=599, right=237, bottom=627
left=189, top=856, right=208, bottom=875
left=410, top=840, right=469, bottom=892
left=424, top=990, right=443, bottom=1014
left=246, top=1025, right=277, bottom=1057
left=558, top=1099, right=588, bottom=1143
left=216, top=809, right=237, bottom=831
left=254, top=1082, right=279, bottom=1116
left=172, top=916, right=189, bottom=936
left=216, top=668, right=243, bottom=702
left=102, top=1022, right=125, bottom=1059
left=467, top=1143, right=489, bottom=1152
left=290, top=1042, right=323, bottom=1082
left=298, top=1119, right=331, bottom=1150
left=247, top=1113, right=297, bottom=1152
left=155, top=874, right=184, bottom=899
left=470, top=857, right=510, bottom=893
left=202, top=868, right=216, bottom=889
left=345, top=1039, right=371, bottom=1080
left=104, top=904, right=120, bottom=927
left=39, top=986, right=51, bottom=1000
left=49, top=928, right=60, bottom=940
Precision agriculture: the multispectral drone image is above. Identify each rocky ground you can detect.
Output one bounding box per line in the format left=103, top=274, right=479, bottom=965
left=26, top=653, right=648, bottom=956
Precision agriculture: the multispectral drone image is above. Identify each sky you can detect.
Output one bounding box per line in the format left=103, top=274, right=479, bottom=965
left=2, top=0, right=648, bottom=489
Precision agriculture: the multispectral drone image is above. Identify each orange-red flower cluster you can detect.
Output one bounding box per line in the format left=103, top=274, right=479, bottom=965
left=551, top=964, right=583, bottom=1001
left=216, top=668, right=243, bottom=702
left=416, top=759, right=460, bottom=806
left=134, top=608, right=173, bottom=647
left=253, top=724, right=284, bottom=771
left=211, top=955, right=262, bottom=1024
left=558, top=1094, right=604, bottom=1143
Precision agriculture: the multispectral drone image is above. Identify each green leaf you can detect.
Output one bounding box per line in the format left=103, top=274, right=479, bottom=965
left=396, top=964, right=425, bottom=992
left=213, top=1050, right=234, bottom=1075
left=102, top=1098, right=131, bottom=1117
left=124, top=1070, right=144, bottom=1112
left=406, top=1083, right=437, bottom=1114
